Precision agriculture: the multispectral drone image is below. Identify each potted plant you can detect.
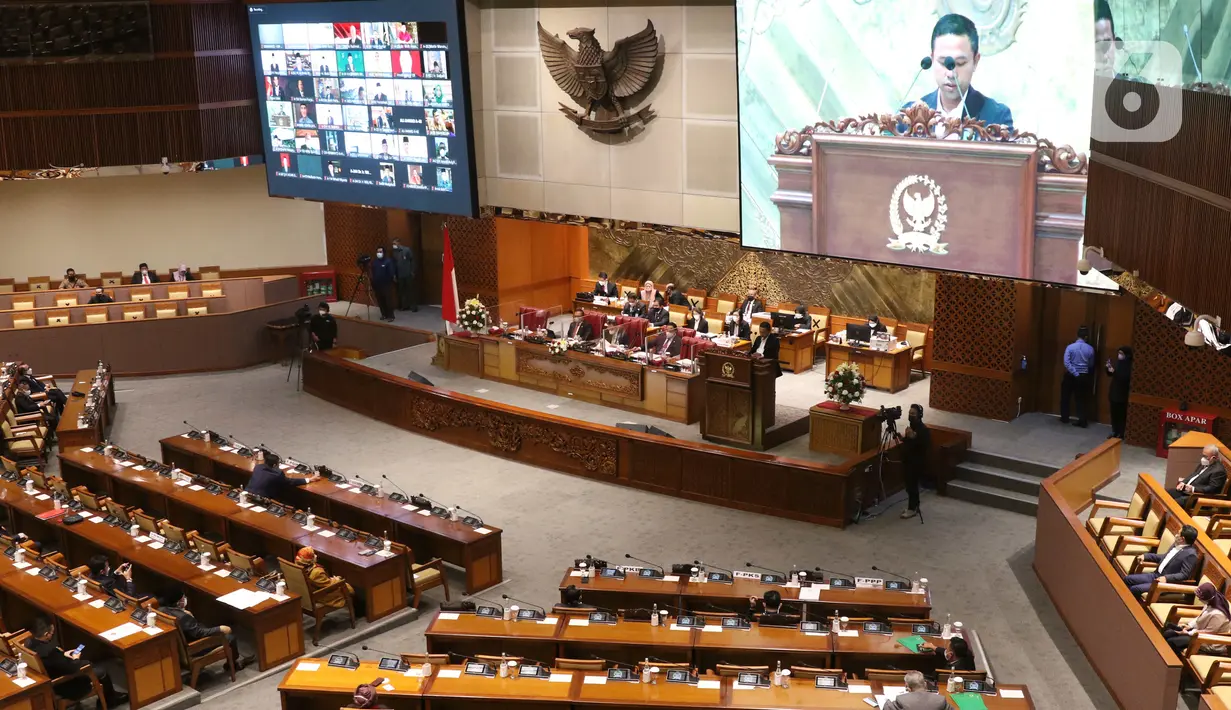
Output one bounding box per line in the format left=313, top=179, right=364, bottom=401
left=457, top=297, right=488, bottom=334
left=825, top=361, right=866, bottom=410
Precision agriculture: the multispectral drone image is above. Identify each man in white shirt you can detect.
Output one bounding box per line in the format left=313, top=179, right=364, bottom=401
left=738, top=287, right=763, bottom=339
left=1124, top=525, right=1200, bottom=597
left=1170, top=444, right=1226, bottom=507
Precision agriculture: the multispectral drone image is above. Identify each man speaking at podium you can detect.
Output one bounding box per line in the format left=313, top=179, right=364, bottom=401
left=908, top=13, right=1014, bottom=130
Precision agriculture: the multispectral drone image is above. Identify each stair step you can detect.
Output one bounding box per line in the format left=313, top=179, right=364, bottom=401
left=954, top=462, right=1043, bottom=496
left=947, top=480, right=1038, bottom=517
left=965, top=449, right=1057, bottom=478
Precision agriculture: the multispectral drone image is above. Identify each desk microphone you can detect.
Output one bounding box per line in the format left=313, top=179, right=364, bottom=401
left=417, top=492, right=448, bottom=514
left=589, top=654, right=635, bottom=669
left=454, top=505, right=484, bottom=527
left=871, top=566, right=912, bottom=583
left=380, top=474, right=411, bottom=503
left=464, top=594, right=504, bottom=611
left=361, top=644, right=405, bottom=659
left=814, top=566, right=856, bottom=583
left=500, top=594, right=547, bottom=615
left=183, top=420, right=206, bottom=437
left=745, top=561, right=787, bottom=577
left=623, top=553, right=664, bottom=573
left=227, top=434, right=255, bottom=456
left=693, top=560, right=735, bottom=577
left=353, top=473, right=380, bottom=491
left=897, top=56, right=934, bottom=109
left=447, top=651, right=487, bottom=666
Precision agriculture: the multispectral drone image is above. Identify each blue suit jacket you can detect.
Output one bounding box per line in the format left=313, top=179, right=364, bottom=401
left=907, top=87, right=1014, bottom=131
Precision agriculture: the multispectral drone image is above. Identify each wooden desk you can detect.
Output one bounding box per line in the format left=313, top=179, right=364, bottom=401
left=438, top=334, right=705, bottom=424
left=55, top=369, right=116, bottom=449
left=829, top=625, right=949, bottom=675
left=0, top=553, right=181, bottom=708
left=824, top=342, right=912, bottom=394
left=0, top=666, right=54, bottom=710
left=777, top=330, right=816, bottom=373
left=279, top=659, right=1036, bottom=710
left=426, top=611, right=566, bottom=661
left=159, top=433, right=504, bottom=594
left=0, top=476, right=305, bottom=671
left=558, top=572, right=931, bottom=620
left=57, top=448, right=409, bottom=622
left=808, top=402, right=881, bottom=457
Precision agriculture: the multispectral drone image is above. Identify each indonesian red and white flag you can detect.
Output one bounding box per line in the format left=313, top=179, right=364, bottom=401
left=441, top=222, right=459, bottom=334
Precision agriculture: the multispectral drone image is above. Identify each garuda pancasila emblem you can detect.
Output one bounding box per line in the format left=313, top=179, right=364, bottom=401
left=537, top=21, right=662, bottom=134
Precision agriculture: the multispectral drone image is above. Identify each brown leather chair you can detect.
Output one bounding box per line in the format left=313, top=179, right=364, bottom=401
left=72, top=487, right=108, bottom=512
left=132, top=510, right=161, bottom=535
left=278, top=556, right=356, bottom=645
left=226, top=548, right=265, bottom=576
left=391, top=542, right=450, bottom=608
left=865, top=669, right=909, bottom=683
left=153, top=607, right=235, bottom=688
left=193, top=536, right=230, bottom=562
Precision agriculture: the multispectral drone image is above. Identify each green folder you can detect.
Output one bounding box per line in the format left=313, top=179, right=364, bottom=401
left=895, top=635, right=927, bottom=653
left=949, top=692, right=990, bottom=710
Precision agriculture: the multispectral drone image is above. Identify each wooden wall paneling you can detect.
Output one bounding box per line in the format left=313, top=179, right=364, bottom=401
left=199, top=104, right=262, bottom=159
left=324, top=204, right=390, bottom=306
left=624, top=439, right=682, bottom=493
left=150, top=4, right=195, bottom=53
left=29, top=114, right=97, bottom=169
left=190, top=2, right=251, bottom=53
left=0, top=117, right=38, bottom=171
left=446, top=215, right=498, bottom=308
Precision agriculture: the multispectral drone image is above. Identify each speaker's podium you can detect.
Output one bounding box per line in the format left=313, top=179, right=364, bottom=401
left=701, top=351, right=808, bottom=451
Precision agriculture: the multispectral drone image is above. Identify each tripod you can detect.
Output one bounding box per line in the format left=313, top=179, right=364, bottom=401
left=343, top=271, right=375, bottom=321
left=853, top=415, right=922, bottom=524
left=286, top=322, right=309, bottom=391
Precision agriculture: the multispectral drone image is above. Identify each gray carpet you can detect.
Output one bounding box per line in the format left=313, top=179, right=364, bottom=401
left=48, top=360, right=1128, bottom=710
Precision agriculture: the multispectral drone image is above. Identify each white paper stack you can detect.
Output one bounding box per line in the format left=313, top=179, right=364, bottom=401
left=99, top=622, right=143, bottom=641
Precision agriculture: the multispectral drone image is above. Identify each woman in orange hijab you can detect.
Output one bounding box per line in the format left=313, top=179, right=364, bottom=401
left=296, top=546, right=356, bottom=611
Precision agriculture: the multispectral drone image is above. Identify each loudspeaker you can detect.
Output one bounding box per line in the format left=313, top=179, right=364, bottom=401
left=407, top=371, right=434, bottom=386
left=615, top=422, right=674, bottom=438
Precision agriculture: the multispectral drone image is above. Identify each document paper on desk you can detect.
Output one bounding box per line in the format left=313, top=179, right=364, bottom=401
left=217, top=589, right=272, bottom=610
left=11, top=676, right=36, bottom=688
left=999, top=689, right=1025, bottom=699
left=797, top=585, right=821, bottom=600
left=100, top=622, right=143, bottom=641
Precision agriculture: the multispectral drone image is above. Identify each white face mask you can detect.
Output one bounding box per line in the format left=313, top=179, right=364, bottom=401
left=1202, top=456, right=1212, bottom=467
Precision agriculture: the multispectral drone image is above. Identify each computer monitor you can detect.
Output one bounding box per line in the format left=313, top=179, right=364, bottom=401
left=769, top=312, right=796, bottom=330
left=846, top=323, right=872, bottom=343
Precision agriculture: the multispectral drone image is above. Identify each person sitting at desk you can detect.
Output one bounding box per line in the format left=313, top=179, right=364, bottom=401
left=750, top=322, right=782, bottom=377
left=887, top=670, right=951, bottom=710
left=722, top=309, right=741, bottom=338
left=639, top=280, right=658, bottom=304
left=58, top=268, right=87, bottom=290
left=745, top=589, right=784, bottom=618
left=649, top=323, right=682, bottom=358
left=792, top=305, right=810, bottom=330
left=353, top=681, right=391, bottom=709
left=566, top=308, right=594, bottom=341
left=158, top=585, right=255, bottom=669
left=685, top=304, right=708, bottom=334
left=665, top=283, right=688, bottom=307
left=85, top=554, right=135, bottom=598
left=247, top=449, right=318, bottom=499
left=87, top=287, right=113, bottom=304
left=867, top=315, right=888, bottom=334
left=15, top=380, right=59, bottom=435
left=559, top=584, right=590, bottom=608
left=593, top=272, right=618, bottom=298
left=646, top=295, right=670, bottom=327
left=1169, top=444, right=1225, bottom=507
left=27, top=617, right=127, bottom=707
left=1161, top=581, right=1231, bottom=654
left=17, top=364, right=65, bottom=414
left=132, top=262, right=159, bottom=284
left=1124, top=524, right=1200, bottom=597
left=296, top=546, right=363, bottom=616
left=172, top=264, right=193, bottom=282
left=621, top=293, right=647, bottom=318
left=921, top=636, right=975, bottom=672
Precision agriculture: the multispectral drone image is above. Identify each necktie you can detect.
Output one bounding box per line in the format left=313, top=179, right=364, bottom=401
left=143, top=273, right=149, bottom=284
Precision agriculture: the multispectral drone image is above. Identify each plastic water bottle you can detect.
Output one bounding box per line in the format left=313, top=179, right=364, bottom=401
left=422, top=661, right=433, bottom=678
left=641, top=660, right=651, bottom=684
left=503, top=605, right=512, bottom=621
left=13, top=548, right=23, bottom=565
left=499, top=653, right=509, bottom=678
left=830, top=610, right=840, bottom=634
left=146, top=611, right=157, bottom=628
left=200, top=551, right=211, bottom=569
left=275, top=580, right=286, bottom=596
left=650, top=603, right=659, bottom=626
left=773, top=661, right=782, bottom=686
left=238, top=490, right=247, bottom=506
left=305, top=512, right=316, bottom=529
left=942, top=613, right=953, bottom=639
left=77, top=579, right=87, bottom=596
left=16, top=662, right=26, bottom=680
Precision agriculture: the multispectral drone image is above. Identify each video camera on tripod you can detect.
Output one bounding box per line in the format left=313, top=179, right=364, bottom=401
left=879, top=405, right=902, bottom=435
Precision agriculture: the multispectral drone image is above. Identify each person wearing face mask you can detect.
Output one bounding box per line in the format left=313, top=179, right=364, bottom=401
left=368, top=247, right=398, bottom=322
left=566, top=308, right=593, bottom=341
left=738, top=287, right=764, bottom=337
left=646, top=295, right=670, bottom=327
left=87, top=287, right=114, bottom=304
left=685, top=304, right=709, bottom=334
left=1161, top=582, right=1231, bottom=654
left=639, top=280, right=658, bottom=304
left=621, top=292, right=647, bottom=319
left=722, top=309, right=742, bottom=337
left=920, top=636, right=974, bottom=672
left=131, top=262, right=159, bottom=284
left=246, top=448, right=319, bottom=499
left=28, top=617, right=127, bottom=707
left=592, top=271, right=618, bottom=299
left=309, top=301, right=338, bottom=351
left=1104, top=345, right=1133, bottom=439
left=58, top=268, right=87, bottom=289
left=894, top=404, right=931, bottom=520
left=1170, top=444, right=1227, bottom=507
left=750, top=322, right=782, bottom=377
left=867, top=315, right=888, bottom=335
left=15, top=380, right=59, bottom=434
left=158, top=586, right=255, bottom=669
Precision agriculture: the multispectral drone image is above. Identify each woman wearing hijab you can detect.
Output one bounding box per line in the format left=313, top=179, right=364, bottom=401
left=296, top=546, right=362, bottom=615
left=1104, top=345, right=1133, bottom=440
left=639, top=280, right=658, bottom=304
left=1163, top=582, right=1231, bottom=653
left=353, top=680, right=389, bottom=708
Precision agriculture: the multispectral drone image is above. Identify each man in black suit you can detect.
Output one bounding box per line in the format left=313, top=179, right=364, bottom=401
left=1170, top=444, right=1226, bottom=507
left=665, top=283, right=688, bottom=307
left=87, top=287, right=113, bottom=304
left=738, top=287, right=764, bottom=339
left=750, top=322, right=782, bottom=377
left=1124, top=525, right=1200, bottom=597
left=566, top=308, right=594, bottom=341
left=650, top=323, right=682, bottom=358
left=131, top=262, right=159, bottom=284
left=85, top=554, right=135, bottom=598
left=592, top=272, right=618, bottom=298
left=27, top=617, right=127, bottom=707
left=15, top=381, right=58, bottom=433
left=158, top=586, right=255, bottom=669
left=646, top=295, right=670, bottom=327
left=621, top=293, right=647, bottom=318
left=246, top=449, right=318, bottom=499
left=905, top=14, right=1014, bottom=130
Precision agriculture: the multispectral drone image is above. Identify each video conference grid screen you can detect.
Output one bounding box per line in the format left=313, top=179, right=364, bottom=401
left=248, top=0, right=476, bottom=217
left=736, top=1, right=1119, bottom=289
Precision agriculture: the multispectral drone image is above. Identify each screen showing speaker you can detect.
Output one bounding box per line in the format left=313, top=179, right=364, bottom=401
left=248, top=0, right=476, bottom=216
left=736, top=2, right=1121, bottom=289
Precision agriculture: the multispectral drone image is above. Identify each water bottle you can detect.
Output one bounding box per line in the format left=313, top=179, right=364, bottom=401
left=918, top=577, right=928, bottom=595
left=942, top=613, right=952, bottom=639
left=77, top=579, right=87, bottom=596
left=422, top=661, right=433, bottom=677
left=24, top=479, right=33, bottom=494
left=200, top=551, right=211, bottom=569
left=16, top=662, right=26, bottom=680
left=305, top=512, right=316, bottom=529
left=130, top=524, right=140, bottom=537
left=146, top=611, right=157, bottom=628
left=641, top=659, right=651, bottom=683
left=830, top=610, right=840, bottom=634
left=13, top=548, right=23, bottom=565
left=580, top=563, right=589, bottom=584
left=772, top=661, right=781, bottom=686
left=499, top=653, right=509, bottom=678
left=503, top=605, right=512, bottom=621
left=947, top=675, right=961, bottom=693
left=275, top=579, right=286, bottom=596
left=790, top=565, right=799, bottom=584
left=650, top=603, right=659, bottom=626
left=1020, top=355, right=1027, bottom=370
left=238, top=490, right=247, bottom=506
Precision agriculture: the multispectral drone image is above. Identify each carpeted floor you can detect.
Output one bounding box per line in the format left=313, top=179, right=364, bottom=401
left=55, top=360, right=1137, bottom=710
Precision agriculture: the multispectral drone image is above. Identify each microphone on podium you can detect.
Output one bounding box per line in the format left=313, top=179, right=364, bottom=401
left=897, top=56, right=934, bottom=109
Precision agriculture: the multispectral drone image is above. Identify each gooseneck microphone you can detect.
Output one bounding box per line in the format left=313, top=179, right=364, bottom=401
left=465, top=594, right=505, bottom=611
left=898, top=56, right=934, bottom=109
left=590, top=654, right=635, bottom=669
left=624, top=553, right=664, bottom=573
left=500, top=594, right=547, bottom=615
left=745, top=562, right=787, bottom=578
left=871, top=565, right=912, bottom=583
left=814, top=566, right=855, bottom=582
left=381, top=474, right=411, bottom=502
left=693, top=560, right=735, bottom=577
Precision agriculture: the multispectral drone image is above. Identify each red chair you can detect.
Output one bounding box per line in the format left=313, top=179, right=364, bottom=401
left=582, top=310, right=607, bottom=338
left=518, top=306, right=547, bottom=331
left=679, top=327, right=696, bottom=338
left=614, top=316, right=647, bottom=348
left=683, top=336, right=714, bottom=360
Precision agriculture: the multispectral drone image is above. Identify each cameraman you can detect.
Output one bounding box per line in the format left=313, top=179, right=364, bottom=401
left=893, top=403, right=930, bottom=520
left=369, top=248, right=397, bottom=322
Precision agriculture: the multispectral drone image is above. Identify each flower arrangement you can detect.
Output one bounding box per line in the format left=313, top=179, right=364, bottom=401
left=546, top=338, right=569, bottom=357
left=825, top=361, right=866, bottom=409
left=457, top=297, right=488, bottom=332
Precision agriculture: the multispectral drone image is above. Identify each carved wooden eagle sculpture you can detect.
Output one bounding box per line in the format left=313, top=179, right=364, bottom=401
left=537, top=20, right=661, bottom=133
